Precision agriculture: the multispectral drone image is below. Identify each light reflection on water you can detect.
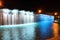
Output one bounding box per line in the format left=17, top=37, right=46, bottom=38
left=0, top=22, right=59, bottom=40
left=0, top=23, right=37, bottom=40
left=47, top=23, right=59, bottom=40
left=38, top=21, right=54, bottom=40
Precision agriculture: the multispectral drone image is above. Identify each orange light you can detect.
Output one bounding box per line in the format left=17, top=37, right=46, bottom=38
left=53, top=23, right=59, bottom=37
left=0, top=0, right=3, bottom=7
left=54, top=12, right=58, bottom=15
left=38, top=10, right=42, bottom=13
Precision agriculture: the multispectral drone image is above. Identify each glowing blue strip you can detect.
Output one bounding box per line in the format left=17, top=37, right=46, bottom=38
left=40, top=14, right=54, bottom=21
left=0, top=23, right=37, bottom=28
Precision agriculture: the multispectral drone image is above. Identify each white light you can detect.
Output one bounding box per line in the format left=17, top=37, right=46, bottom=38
left=3, top=9, right=11, bottom=14
left=27, top=11, right=30, bottom=23
left=25, top=11, right=30, bottom=15
left=11, top=9, right=18, bottom=24
left=12, top=9, right=18, bottom=14
left=29, top=12, right=34, bottom=23
left=19, top=10, right=26, bottom=14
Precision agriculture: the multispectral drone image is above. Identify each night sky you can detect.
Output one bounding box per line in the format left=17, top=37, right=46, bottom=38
left=3, top=0, right=60, bottom=12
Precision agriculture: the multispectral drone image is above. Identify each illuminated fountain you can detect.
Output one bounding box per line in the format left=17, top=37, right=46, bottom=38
left=0, top=9, right=3, bottom=25
left=0, top=9, right=37, bottom=40
left=19, top=11, right=35, bottom=40
left=25, top=11, right=30, bottom=23
left=0, top=9, right=55, bottom=40
left=29, top=12, right=34, bottom=23
left=39, top=14, right=54, bottom=40
left=11, top=9, right=18, bottom=24
left=0, top=23, right=37, bottom=40
left=3, top=9, right=11, bottom=25
left=11, top=11, right=15, bottom=25
left=19, top=10, right=26, bottom=24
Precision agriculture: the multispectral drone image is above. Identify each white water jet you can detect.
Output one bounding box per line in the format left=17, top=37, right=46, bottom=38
left=26, top=11, right=30, bottom=23
left=29, top=12, right=34, bottom=23
left=12, top=9, right=18, bottom=24
left=3, top=9, right=10, bottom=25
left=19, top=11, right=23, bottom=24
left=7, top=14, right=12, bottom=25
left=19, top=10, right=26, bottom=24
left=12, top=14, right=15, bottom=25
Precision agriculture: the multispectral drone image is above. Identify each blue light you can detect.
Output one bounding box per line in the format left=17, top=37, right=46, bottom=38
left=39, top=21, right=53, bottom=38
left=38, top=14, right=54, bottom=39
left=40, top=14, right=54, bottom=22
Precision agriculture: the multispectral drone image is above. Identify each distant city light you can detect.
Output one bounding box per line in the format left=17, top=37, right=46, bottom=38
left=58, top=16, right=60, bottom=18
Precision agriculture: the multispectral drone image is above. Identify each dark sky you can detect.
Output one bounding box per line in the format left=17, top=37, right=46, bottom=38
left=3, top=0, right=60, bottom=12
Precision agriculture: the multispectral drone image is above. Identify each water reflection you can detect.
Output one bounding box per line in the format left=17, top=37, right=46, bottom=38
left=0, top=23, right=37, bottom=40
left=47, top=23, right=60, bottom=40
left=39, top=21, right=54, bottom=40
left=0, top=22, right=59, bottom=40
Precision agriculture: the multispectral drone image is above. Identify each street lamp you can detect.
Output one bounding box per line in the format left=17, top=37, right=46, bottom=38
left=0, top=0, right=3, bottom=8
left=54, top=12, right=58, bottom=16
left=38, top=9, right=42, bottom=13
